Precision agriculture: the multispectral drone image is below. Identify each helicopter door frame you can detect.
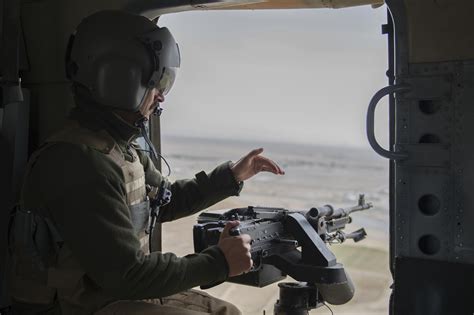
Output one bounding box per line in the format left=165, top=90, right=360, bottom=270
left=376, top=1, right=474, bottom=314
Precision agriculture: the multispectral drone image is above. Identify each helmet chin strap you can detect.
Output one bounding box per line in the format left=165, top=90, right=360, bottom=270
left=134, top=113, right=172, bottom=177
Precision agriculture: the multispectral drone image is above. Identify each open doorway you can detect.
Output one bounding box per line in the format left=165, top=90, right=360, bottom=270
left=159, top=6, right=389, bottom=314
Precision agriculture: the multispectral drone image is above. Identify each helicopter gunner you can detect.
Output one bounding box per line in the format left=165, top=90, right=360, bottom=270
left=9, top=10, right=284, bottom=315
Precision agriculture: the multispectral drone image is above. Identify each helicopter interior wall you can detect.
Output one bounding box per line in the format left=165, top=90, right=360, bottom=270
left=394, top=257, right=474, bottom=315
left=386, top=0, right=474, bottom=313
left=392, top=0, right=474, bottom=264
left=0, top=129, right=11, bottom=310
left=406, top=0, right=474, bottom=63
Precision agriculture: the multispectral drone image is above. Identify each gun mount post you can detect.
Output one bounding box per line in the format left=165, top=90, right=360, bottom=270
left=273, top=282, right=323, bottom=315
left=285, top=213, right=336, bottom=266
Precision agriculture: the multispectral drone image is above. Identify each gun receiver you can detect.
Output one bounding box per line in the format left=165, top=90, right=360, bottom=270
left=193, top=194, right=373, bottom=307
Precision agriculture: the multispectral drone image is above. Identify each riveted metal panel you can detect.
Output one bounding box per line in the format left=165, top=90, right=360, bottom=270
left=395, top=167, right=453, bottom=257
left=387, top=0, right=474, bottom=312
left=394, top=65, right=461, bottom=262
left=453, top=62, right=474, bottom=263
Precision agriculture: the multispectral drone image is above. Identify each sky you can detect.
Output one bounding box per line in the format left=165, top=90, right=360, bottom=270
left=159, top=5, right=389, bottom=148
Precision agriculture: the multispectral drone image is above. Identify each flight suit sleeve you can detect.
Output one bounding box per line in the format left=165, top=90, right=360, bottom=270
left=137, top=150, right=243, bottom=223
left=31, top=144, right=229, bottom=300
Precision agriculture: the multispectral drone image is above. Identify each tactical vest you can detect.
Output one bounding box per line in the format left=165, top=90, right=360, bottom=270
left=9, top=122, right=152, bottom=312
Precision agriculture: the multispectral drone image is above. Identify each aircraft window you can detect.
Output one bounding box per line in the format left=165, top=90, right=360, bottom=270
left=159, top=7, right=389, bottom=314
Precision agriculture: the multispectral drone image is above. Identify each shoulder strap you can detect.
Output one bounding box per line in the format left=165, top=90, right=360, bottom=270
left=21, top=122, right=118, bottom=202
left=46, top=121, right=116, bottom=154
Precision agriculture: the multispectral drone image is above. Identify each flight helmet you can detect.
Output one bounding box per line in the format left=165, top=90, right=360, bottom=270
left=66, top=10, right=180, bottom=111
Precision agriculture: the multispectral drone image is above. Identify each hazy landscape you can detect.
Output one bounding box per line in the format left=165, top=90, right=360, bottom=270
left=160, top=135, right=390, bottom=315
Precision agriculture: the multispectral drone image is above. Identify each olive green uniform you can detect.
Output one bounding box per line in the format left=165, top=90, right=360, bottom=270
left=9, top=102, right=242, bottom=314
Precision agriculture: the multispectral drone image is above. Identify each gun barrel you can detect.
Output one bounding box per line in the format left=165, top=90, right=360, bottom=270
left=307, top=199, right=373, bottom=220
left=306, top=205, right=334, bottom=218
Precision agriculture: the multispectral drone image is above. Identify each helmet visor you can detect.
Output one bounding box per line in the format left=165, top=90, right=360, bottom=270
left=157, top=67, right=177, bottom=95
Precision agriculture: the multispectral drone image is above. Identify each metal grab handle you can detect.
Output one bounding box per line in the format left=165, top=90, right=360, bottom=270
left=366, top=84, right=411, bottom=160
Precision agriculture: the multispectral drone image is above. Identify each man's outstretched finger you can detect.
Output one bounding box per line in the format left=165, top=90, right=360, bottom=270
left=259, top=157, right=281, bottom=174
left=278, top=164, right=285, bottom=175
left=270, top=160, right=285, bottom=175
left=260, top=164, right=278, bottom=174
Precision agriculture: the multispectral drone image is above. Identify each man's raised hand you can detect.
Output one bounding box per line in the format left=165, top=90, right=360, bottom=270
left=231, top=148, right=285, bottom=182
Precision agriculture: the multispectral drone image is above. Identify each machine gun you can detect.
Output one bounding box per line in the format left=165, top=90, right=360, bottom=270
left=193, top=194, right=373, bottom=314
